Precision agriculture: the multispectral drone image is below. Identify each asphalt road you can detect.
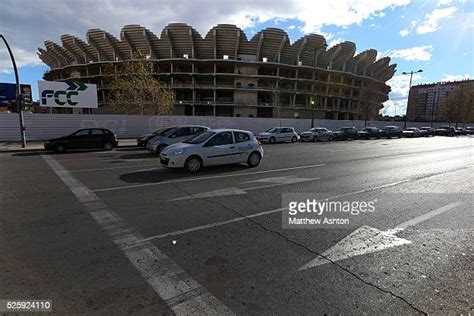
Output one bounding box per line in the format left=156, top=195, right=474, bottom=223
left=1, top=136, right=473, bottom=315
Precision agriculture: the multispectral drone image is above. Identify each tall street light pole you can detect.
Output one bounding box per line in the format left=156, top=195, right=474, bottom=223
left=401, top=69, right=423, bottom=129
left=1, top=34, right=26, bottom=147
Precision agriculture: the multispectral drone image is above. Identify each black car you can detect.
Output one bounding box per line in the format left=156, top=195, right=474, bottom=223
left=358, top=127, right=382, bottom=139
left=333, top=127, right=359, bottom=140
left=419, top=127, right=435, bottom=137
left=44, top=128, right=118, bottom=152
left=464, top=127, right=474, bottom=135
left=381, top=126, right=402, bottom=138
left=136, top=127, right=174, bottom=147
left=455, top=128, right=467, bottom=136
left=435, top=125, right=456, bottom=136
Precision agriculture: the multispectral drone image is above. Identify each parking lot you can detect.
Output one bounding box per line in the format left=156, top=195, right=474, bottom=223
left=1, top=136, right=473, bottom=314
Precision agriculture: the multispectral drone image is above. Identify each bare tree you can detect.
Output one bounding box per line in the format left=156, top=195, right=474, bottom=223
left=104, top=54, right=174, bottom=115
left=271, top=79, right=282, bottom=126
left=439, top=82, right=474, bottom=126
left=358, top=82, right=384, bottom=127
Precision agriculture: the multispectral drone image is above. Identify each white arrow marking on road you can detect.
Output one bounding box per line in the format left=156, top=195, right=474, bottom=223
left=171, top=187, right=248, bottom=201
left=299, top=202, right=463, bottom=271
left=242, top=176, right=316, bottom=185
left=170, top=176, right=319, bottom=201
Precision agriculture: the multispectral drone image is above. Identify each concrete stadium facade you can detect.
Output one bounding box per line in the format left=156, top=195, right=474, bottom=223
left=38, top=23, right=396, bottom=119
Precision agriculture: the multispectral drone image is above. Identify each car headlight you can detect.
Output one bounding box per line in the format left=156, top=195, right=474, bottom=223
left=172, top=148, right=187, bottom=156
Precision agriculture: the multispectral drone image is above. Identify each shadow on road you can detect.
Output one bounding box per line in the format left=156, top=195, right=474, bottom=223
left=119, top=163, right=250, bottom=184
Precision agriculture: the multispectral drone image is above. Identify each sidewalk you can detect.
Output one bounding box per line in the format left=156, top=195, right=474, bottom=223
left=0, top=139, right=138, bottom=153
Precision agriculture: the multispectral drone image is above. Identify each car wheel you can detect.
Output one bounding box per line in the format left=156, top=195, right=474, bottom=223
left=155, top=144, right=167, bottom=155
left=328, top=135, right=334, bottom=141
left=269, top=137, right=276, bottom=144
left=103, top=142, right=114, bottom=151
left=312, top=136, right=318, bottom=142
left=55, top=144, right=65, bottom=153
left=291, top=136, right=297, bottom=143
left=185, top=156, right=202, bottom=173
left=247, top=152, right=261, bottom=168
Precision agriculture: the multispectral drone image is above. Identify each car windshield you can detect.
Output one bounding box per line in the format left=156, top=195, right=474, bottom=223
left=265, top=128, right=279, bottom=133
left=160, top=127, right=179, bottom=136
left=153, top=127, right=173, bottom=135
left=340, top=127, right=352, bottom=131
left=183, top=131, right=216, bottom=144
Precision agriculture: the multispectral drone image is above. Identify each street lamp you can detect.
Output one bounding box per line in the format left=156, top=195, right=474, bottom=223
left=0, top=34, right=26, bottom=147
left=401, top=69, right=423, bottom=129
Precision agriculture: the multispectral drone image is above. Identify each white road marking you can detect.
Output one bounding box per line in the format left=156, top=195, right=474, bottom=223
left=138, top=208, right=287, bottom=242
left=171, top=177, right=320, bottom=201
left=242, top=176, right=316, bottom=185
left=172, top=187, right=248, bottom=201
left=299, top=226, right=412, bottom=270
left=92, top=163, right=326, bottom=193
left=299, top=202, right=462, bottom=270
left=42, top=155, right=233, bottom=315
left=142, top=180, right=411, bottom=243
left=389, top=201, right=464, bottom=233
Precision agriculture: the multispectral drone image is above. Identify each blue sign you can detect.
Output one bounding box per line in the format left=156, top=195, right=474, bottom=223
left=0, top=83, right=32, bottom=106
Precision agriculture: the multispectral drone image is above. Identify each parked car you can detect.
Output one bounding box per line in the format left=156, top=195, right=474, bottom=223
left=300, top=127, right=334, bottom=142
left=257, top=127, right=299, bottom=143
left=137, top=127, right=175, bottom=147
left=146, top=125, right=209, bottom=154
left=160, top=129, right=264, bottom=172
left=357, top=127, right=382, bottom=139
left=464, top=126, right=474, bottom=135
left=455, top=128, right=467, bottom=136
left=381, top=126, right=402, bottom=138
left=435, top=125, right=456, bottom=136
left=402, top=127, right=422, bottom=138
left=333, top=127, right=359, bottom=140
left=44, top=128, right=118, bottom=153
left=419, top=127, right=435, bottom=137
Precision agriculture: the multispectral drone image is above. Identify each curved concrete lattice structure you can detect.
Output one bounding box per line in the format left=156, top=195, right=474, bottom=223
left=39, top=23, right=396, bottom=119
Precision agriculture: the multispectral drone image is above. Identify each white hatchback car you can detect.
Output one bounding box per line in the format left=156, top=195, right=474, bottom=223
left=159, top=129, right=264, bottom=172
left=257, top=127, right=299, bottom=143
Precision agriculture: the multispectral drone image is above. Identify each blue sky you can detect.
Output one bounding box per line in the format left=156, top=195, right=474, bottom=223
left=1, top=0, right=472, bottom=115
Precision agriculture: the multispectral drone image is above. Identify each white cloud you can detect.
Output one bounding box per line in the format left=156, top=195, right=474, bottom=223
left=382, top=73, right=422, bottom=115
left=381, top=99, right=408, bottom=116
left=0, top=47, right=43, bottom=74
left=386, top=73, right=423, bottom=96
left=328, top=38, right=344, bottom=48
left=399, top=28, right=409, bottom=36
left=383, top=45, right=434, bottom=61
left=0, top=0, right=414, bottom=72
left=441, top=73, right=471, bottom=81
left=287, top=25, right=296, bottom=30
left=416, top=6, right=458, bottom=34
left=437, top=0, right=452, bottom=7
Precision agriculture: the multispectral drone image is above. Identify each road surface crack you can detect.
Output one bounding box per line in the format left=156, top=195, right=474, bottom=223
left=183, top=189, right=428, bottom=315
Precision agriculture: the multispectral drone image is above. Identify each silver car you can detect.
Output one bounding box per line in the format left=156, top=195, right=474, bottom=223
left=300, top=127, right=334, bottom=142
left=257, top=127, right=299, bottom=144
left=146, top=125, right=209, bottom=154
